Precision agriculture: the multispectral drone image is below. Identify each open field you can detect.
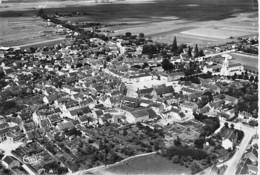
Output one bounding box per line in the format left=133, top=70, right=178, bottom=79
left=0, top=0, right=258, bottom=48
left=181, top=27, right=256, bottom=39
left=230, top=53, right=258, bottom=71
left=94, top=154, right=191, bottom=175
left=0, top=16, right=64, bottom=47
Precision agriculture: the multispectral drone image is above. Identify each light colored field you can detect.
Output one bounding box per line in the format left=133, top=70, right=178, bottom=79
left=229, top=53, right=258, bottom=71
left=94, top=154, right=191, bottom=175
left=181, top=27, right=255, bottom=39
left=0, top=16, right=64, bottom=47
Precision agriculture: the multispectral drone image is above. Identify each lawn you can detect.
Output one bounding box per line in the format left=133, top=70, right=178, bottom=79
left=95, top=154, right=191, bottom=175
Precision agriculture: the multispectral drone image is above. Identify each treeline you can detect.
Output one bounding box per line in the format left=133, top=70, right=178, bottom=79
left=161, top=146, right=208, bottom=160
left=37, top=9, right=109, bottom=41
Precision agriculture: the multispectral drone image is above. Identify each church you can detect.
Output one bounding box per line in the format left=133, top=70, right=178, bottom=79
left=220, top=56, right=244, bottom=76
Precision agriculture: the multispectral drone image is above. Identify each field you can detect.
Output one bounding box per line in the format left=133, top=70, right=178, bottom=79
left=230, top=53, right=258, bottom=71
left=0, top=0, right=258, bottom=48
left=94, top=154, right=191, bottom=175
left=0, top=16, right=65, bottom=48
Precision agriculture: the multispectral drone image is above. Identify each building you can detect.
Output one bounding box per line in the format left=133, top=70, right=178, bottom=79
left=126, top=109, right=149, bottom=123
left=220, top=56, right=244, bottom=76
left=220, top=128, right=238, bottom=150
left=2, top=156, right=20, bottom=169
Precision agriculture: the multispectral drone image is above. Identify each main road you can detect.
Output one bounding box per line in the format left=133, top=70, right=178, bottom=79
left=197, top=121, right=257, bottom=175
left=217, top=121, right=257, bottom=175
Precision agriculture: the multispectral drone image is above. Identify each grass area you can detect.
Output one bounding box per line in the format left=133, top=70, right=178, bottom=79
left=95, top=154, right=191, bottom=175
left=229, top=53, right=258, bottom=71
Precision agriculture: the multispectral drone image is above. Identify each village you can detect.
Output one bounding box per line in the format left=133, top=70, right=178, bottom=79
left=0, top=10, right=258, bottom=175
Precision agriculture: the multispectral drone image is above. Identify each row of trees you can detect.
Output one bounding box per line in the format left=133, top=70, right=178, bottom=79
left=171, top=37, right=204, bottom=57
left=229, top=72, right=258, bottom=83
left=161, top=146, right=208, bottom=160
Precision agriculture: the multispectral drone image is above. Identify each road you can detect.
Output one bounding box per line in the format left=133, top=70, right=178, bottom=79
left=217, top=121, right=257, bottom=175
left=197, top=121, right=257, bottom=175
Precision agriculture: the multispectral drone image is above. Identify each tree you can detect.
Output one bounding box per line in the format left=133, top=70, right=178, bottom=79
left=199, top=50, right=205, bottom=57
left=194, top=44, right=199, bottom=57
left=177, top=44, right=184, bottom=54
left=139, top=33, right=145, bottom=38
left=232, top=73, right=237, bottom=80
left=254, top=76, right=258, bottom=82
left=142, top=62, right=149, bottom=69
left=161, top=58, right=174, bottom=70
left=171, top=36, right=178, bottom=53
left=224, top=122, right=229, bottom=128
left=249, top=76, right=254, bottom=82
left=125, top=32, right=132, bottom=37
left=174, top=136, right=181, bottom=147
left=187, top=46, right=192, bottom=57
left=194, top=139, right=204, bottom=149
left=172, top=155, right=180, bottom=163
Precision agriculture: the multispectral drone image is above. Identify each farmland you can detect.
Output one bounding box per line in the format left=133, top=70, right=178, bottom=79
left=0, top=16, right=65, bottom=48
left=0, top=0, right=258, bottom=48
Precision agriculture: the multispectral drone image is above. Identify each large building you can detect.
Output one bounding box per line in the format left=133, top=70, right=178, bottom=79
left=220, top=56, right=244, bottom=76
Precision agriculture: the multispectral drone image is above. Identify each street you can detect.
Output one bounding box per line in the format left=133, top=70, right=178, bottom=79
left=217, top=121, right=257, bottom=175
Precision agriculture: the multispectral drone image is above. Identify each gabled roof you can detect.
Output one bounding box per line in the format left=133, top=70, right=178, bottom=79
left=57, top=121, right=74, bottom=131
left=221, top=128, right=237, bottom=142
left=155, top=86, right=174, bottom=95
left=139, top=88, right=153, bottom=95
left=146, top=108, right=158, bottom=119
left=131, top=109, right=149, bottom=118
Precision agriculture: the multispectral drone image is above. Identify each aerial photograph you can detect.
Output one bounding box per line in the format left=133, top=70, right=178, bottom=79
left=0, top=0, right=258, bottom=175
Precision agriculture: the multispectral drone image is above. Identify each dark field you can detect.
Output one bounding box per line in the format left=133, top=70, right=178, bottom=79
left=0, top=0, right=257, bottom=21
left=0, top=0, right=258, bottom=48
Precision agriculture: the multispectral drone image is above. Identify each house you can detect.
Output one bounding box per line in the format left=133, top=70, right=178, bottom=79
left=224, top=95, right=238, bottom=105
left=152, top=85, right=174, bottom=97
left=127, top=109, right=149, bottom=123
left=201, top=83, right=221, bottom=94
left=56, top=121, right=74, bottom=131
left=43, top=94, right=59, bottom=104
left=2, top=156, right=20, bottom=169
left=6, top=132, right=23, bottom=142
left=220, top=128, right=238, bottom=150
left=134, top=74, right=152, bottom=82
left=0, top=128, right=9, bottom=142
left=47, top=114, right=63, bottom=126
left=146, top=108, right=158, bottom=120
left=138, top=88, right=153, bottom=97
left=149, top=103, right=165, bottom=114
left=179, top=101, right=198, bottom=115
left=22, top=122, right=36, bottom=133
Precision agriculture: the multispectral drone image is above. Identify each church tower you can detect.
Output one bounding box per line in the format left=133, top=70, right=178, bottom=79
left=220, top=57, right=229, bottom=76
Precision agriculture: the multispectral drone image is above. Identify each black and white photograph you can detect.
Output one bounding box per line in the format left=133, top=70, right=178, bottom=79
left=0, top=0, right=258, bottom=175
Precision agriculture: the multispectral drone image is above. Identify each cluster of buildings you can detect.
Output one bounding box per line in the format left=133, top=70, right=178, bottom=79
left=0, top=20, right=258, bottom=174
left=236, top=135, right=258, bottom=175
